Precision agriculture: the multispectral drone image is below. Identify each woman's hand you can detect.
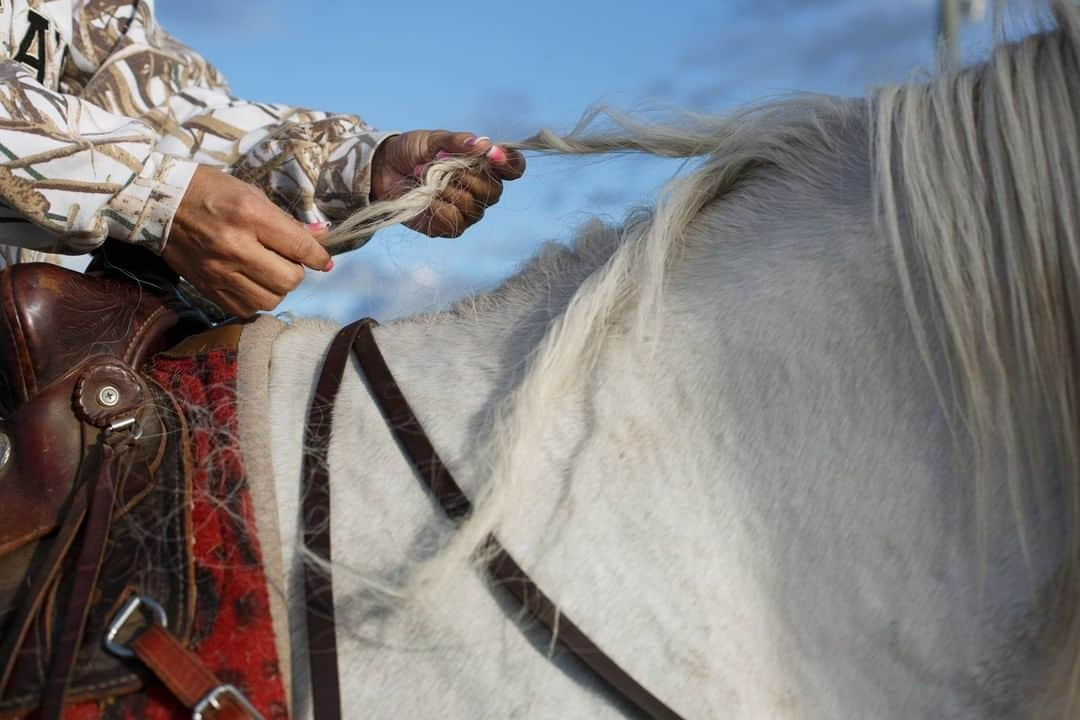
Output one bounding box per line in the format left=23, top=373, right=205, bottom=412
left=164, top=166, right=332, bottom=318
left=371, top=131, right=525, bottom=238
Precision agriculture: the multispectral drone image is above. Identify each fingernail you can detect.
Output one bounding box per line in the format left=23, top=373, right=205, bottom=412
left=306, top=221, right=330, bottom=231
left=464, top=135, right=490, bottom=148
left=486, top=145, right=507, bottom=164
left=435, top=150, right=451, bottom=160
left=413, top=164, right=427, bottom=178
left=324, top=259, right=335, bottom=272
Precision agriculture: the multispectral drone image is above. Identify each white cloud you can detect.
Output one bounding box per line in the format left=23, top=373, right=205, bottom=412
left=279, top=252, right=493, bottom=325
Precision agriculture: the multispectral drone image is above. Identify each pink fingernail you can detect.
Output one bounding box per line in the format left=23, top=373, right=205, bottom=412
left=324, top=259, right=335, bottom=272
left=413, top=164, right=427, bottom=177
left=306, top=221, right=330, bottom=231
left=464, top=135, right=490, bottom=148
left=486, top=145, right=507, bottom=164
left=435, top=150, right=451, bottom=160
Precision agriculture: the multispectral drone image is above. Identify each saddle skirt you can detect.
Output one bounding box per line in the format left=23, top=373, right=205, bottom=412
left=0, top=262, right=285, bottom=718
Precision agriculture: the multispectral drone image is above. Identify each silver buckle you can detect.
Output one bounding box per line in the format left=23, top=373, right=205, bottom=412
left=107, top=415, right=143, bottom=440
left=104, top=594, right=168, bottom=658
left=193, top=684, right=264, bottom=720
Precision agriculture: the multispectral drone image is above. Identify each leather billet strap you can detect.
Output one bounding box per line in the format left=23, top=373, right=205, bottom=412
left=304, top=319, right=684, bottom=720
left=39, top=440, right=121, bottom=720
left=128, top=622, right=260, bottom=720
left=94, top=593, right=260, bottom=720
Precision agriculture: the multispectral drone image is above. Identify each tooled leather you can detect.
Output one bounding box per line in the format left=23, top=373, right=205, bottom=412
left=0, top=263, right=207, bottom=415
left=0, top=359, right=159, bottom=558
left=0, top=263, right=206, bottom=558
left=0, top=262, right=207, bottom=716
left=0, top=267, right=36, bottom=407
left=0, top=381, right=196, bottom=717
left=123, top=304, right=176, bottom=367
left=0, top=376, right=84, bottom=557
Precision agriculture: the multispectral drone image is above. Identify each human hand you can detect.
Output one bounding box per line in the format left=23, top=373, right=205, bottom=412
left=163, top=166, right=332, bottom=318
left=371, top=131, right=525, bottom=238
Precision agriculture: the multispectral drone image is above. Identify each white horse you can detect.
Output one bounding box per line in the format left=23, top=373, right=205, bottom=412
left=231, top=4, right=1080, bottom=717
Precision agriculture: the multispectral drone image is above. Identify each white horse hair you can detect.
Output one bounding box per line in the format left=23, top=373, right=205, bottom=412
left=236, top=2, right=1080, bottom=716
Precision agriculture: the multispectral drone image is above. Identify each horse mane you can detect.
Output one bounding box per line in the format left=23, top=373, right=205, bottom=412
left=876, top=1, right=1080, bottom=711
left=322, top=2, right=1080, bottom=710
left=339, top=97, right=855, bottom=592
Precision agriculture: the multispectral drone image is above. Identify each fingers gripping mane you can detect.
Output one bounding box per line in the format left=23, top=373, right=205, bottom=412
left=321, top=103, right=842, bottom=253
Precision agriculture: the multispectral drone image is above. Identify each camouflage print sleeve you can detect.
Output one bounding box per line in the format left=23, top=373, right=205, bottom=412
left=0, top=0, right=393, bottom=257
left=223, top=110, right=396, bottom=229
left=0, top=58, right=196, bottom=255
left=69, top=0, right=396, bottom=238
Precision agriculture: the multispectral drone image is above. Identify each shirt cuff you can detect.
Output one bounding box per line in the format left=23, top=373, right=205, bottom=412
left=105, top=153, right=199, bottom=254
left=315, top=129, right=399, bottom=221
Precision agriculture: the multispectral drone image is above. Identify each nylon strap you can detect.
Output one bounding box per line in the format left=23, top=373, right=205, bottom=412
left=303, top=319, right=684, bottom=720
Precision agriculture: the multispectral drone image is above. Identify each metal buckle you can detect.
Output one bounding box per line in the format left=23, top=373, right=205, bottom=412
left=107, top=415, right=143, bottom=440
left=193, top=684, right=264, bottom=720
left=104, top=594, right=168, bottom=658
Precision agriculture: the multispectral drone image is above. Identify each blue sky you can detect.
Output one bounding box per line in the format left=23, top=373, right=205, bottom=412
left=157, top=0, right=1015, bottom=322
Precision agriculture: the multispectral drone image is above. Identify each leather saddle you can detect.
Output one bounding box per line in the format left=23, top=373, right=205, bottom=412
left=0, top=249, right=211, bottom=717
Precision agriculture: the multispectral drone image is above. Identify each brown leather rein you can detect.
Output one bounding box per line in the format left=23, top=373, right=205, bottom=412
left=301, top=319, right=685, bottom=720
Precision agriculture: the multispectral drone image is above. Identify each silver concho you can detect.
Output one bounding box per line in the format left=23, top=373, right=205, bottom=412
left=98, top=385, right=121, bottom=408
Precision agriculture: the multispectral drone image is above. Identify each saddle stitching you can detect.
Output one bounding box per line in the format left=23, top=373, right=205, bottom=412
left=0, top=274, right=32, bottom=401
left=121, top=302, right=169, bottom=362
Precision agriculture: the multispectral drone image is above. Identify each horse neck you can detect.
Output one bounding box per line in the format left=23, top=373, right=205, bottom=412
left=256, top=102, right=1062, bottom=717
left=258, top=234, right=624, bottom=716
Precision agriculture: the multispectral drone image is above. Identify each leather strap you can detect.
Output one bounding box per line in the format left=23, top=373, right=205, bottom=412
left=299, top=320, right=375, bottom=720
left=304, top=319, right=684, bottom=720
left=0, top=485, right=90, bottom=698
left=1, top=437, right=126, bottom=718
left=1, top=388, right=254, bottom=719
left=130, top=624, right=256, bottom=719
left=349, top=324, right=470, bottom=520
left=40, top=441, right=119, bottom=720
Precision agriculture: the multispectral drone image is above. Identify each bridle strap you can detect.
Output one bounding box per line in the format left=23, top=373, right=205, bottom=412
left=303, top=319, right=684, bottom=720
left=299, top=320, right=374, bottom=720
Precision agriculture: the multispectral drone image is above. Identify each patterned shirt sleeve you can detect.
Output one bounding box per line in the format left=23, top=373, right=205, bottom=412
left=0, top=57, right=197, bottom=254
left=0, top=0, right=393, bottom=256
left=69, top=0, right=395, bottom=248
